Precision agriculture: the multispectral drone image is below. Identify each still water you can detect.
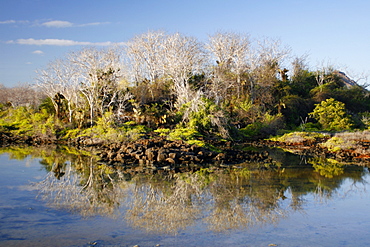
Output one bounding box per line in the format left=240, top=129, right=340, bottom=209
left=0, top=146, right=370, bottom=247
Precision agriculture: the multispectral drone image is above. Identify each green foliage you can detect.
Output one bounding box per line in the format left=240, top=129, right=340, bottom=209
left=187, top=97, right=229, bottom=138
left=239, top=112, right=285, bottom=139
left=320, top=136, right=355, bottom=152
left=290, top=70, right=317, bottom=98
left=62, top=111, right=149, bottom=142
left=309, top=98, right=353, bottom=131
left=166, top=124, right=213, bottom=147
left=168, top=126, right=201, bottom=141
left=270, top=131, right=328, bottom=144
left=0, top=106, right=58, bottom=137
left=154, top=128, right=171, bottom=136
left=280, top=95, right=313, bottom=129
left=239, top=122, right=264, bottom=139
left=39, top=97, right=56, bottom=115
left=360, top=112, right=370, bottom=129
left=298, top=121, right=321, bottom=131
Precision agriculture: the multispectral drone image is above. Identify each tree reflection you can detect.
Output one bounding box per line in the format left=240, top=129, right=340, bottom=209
left=34, top=157, right=130, bottom=218
left=310, top=157, right=345, bottom=178
left=2, top=146, right=368, bottom=234
left=126, top=175, right=204, bottom=234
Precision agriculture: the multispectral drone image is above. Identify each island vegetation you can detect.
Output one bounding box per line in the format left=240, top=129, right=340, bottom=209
left=1, top=30, right=370, bottom=166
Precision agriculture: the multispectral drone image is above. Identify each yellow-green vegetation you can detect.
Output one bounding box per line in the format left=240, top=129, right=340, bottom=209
left=0, top=106, right=60, bottom=138
left=320, top=130, right=370, bottom=152
left=154, top=128, right=170, bottom=136
left=239, top=112, right=285, bottom=139
left=62, top=112, right=148, bottom=143
left=269, top=131, right=328, bottom=144
left=320, top=136, right=354, bottom=152
left=309, top=98, right=353, bottom=131
left=168, top=126, right=201, bottom=141
left=163, top=124, right=207, bottom=147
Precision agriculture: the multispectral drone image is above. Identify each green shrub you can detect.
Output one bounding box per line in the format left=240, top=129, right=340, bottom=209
left=154, top=128, right=171, bottom=136
left=168, top=126, right=201, bottom=141
left=62, top=112, right=149, bottom=142
left=270, top=131, right=328, bottom=143
left=182, top=97, right=230, bottom=139
left=320, top=136, right=355, bottom=152
left=309, top=98, right=353, bottom=131
left=0, top=106, right=59, bottom=137
left=239, top=122, right=264, bottom=139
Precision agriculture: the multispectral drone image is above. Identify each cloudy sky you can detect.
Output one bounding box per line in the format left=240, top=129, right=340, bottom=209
left=1, top=0, right=370, bottom=87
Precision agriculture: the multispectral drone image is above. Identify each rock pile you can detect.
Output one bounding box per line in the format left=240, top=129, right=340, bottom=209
left=96, top=137, right=273, bottom=173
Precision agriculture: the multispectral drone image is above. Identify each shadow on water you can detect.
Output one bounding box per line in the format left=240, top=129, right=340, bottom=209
left=1, top=145, right=369, bottom=235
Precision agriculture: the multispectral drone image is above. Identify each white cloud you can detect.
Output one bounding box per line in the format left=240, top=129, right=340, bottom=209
left=41, top=20, right=73, bottom=28
left=0, top=20, right=16, bottom=24
left=1, top=19, right=110, bottom=28
left=32, top=50, right=44, bottom=54
left=7, top=38, right=114, bottom=46
left=78, top=22, right=110, bottom=27
left=41, top=20, right=110, bottom=28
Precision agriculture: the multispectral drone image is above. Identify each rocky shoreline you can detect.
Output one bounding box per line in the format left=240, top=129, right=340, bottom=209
left=2, top=131, right=370, bottom=173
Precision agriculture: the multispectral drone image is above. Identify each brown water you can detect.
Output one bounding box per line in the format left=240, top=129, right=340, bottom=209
left=0, top=146, right=369, bottom=247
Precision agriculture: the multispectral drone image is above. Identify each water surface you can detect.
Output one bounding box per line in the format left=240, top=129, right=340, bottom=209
left=0, top=146, right=369, bottom=247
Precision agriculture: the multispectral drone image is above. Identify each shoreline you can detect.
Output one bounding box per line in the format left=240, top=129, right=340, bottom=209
left=2, top=131, right=370, bottom=173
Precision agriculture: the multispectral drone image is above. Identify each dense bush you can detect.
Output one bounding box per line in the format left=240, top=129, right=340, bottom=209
left=309, top=98, right=353, bottom=131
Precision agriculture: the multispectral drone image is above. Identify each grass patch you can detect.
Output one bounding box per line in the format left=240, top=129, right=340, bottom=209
left=269, top=131, right=329, bottom=144
left=320, top=130, right=370, bottom=152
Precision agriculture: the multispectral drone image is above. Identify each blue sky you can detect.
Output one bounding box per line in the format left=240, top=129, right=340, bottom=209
left=1, top=0, right=370, bottom=87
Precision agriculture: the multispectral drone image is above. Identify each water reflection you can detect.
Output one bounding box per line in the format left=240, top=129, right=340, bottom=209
left=1, top=145, right=368, bottom=235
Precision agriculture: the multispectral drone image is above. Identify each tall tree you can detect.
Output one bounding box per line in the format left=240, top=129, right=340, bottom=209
left=68, top=47, right=124, bottom=126
left=161, top=32, right=205, bottom=108
left=125, top=31, right=167, bottom=102
left=206, top=31, right=252, bottom=102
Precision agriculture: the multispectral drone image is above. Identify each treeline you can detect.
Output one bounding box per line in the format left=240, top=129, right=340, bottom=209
left=1, top=31, right=370, bottom=143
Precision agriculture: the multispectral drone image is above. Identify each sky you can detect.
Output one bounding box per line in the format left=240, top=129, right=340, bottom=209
left=1, top=0, right=370, bottom=87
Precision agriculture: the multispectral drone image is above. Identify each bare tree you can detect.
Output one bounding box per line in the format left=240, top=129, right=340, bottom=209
left=68, top=47, right=126, bottom=126
left=206, top=31, right=252, bottom=101
left=36, top=61, right=68, bottom=118
left=291, top=54, right=309, bottom=81
left=314, top=60, right=335, bottom=91
left=124, top=31, right=167, bottom=102
left=161, top=32, right=205, bottom=108
left=250, top=38, right=290, bottom=107
left=37, top=46, right=130, bottom=126
left=0, top=83, right=42, bottom=107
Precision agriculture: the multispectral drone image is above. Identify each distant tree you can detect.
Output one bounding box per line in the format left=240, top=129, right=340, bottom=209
left=0, top=83, right=43, bottom=108
left=290, top=55, right=316, bottom=98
